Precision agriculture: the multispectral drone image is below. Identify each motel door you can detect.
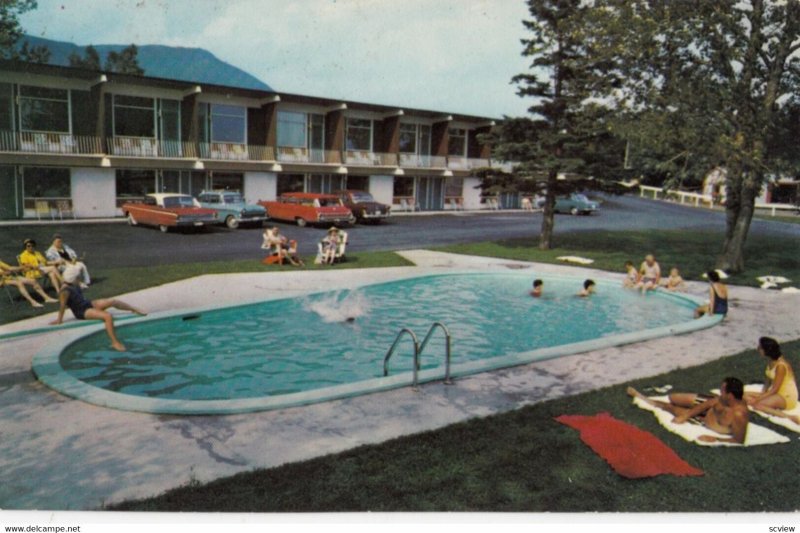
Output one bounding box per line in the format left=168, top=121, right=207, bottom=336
left=416, top=177, right=444, bottom=211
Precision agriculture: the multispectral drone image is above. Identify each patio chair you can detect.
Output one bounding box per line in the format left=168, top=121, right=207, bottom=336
left=56, top=199, right=76, bottom=220
left=35, top=200, right=53, bottom=220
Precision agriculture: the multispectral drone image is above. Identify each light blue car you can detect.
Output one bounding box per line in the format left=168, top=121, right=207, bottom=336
left=554, top=193, right=599, bottom=215
left=196, top=190, right=268, bottom=229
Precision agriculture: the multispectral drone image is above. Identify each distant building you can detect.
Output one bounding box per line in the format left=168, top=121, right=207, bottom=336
left=0, top=60, right=505, bottom=220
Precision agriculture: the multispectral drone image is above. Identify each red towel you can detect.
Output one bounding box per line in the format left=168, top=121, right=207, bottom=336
left=555, top=412, right=704, bottom=479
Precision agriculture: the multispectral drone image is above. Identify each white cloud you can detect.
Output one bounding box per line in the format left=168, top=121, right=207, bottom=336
left=21, top=0, right=533, bottom=117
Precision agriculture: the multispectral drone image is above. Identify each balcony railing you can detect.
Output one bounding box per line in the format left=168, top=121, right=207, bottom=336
left=0, top=131, right=104, bottom=155
left=344, top=150, right=398, bottom=166
left=198, top=142, right=274, bottom=161
left=277, top=147, right=343, bottom=165
left=398, top=154, right=448, bottom=168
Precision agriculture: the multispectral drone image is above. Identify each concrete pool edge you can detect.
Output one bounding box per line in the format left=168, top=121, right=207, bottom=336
left=31, top=270, right=722, bottom=415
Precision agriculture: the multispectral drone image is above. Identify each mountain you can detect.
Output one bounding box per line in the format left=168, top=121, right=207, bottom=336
left=19, top=35, right=272, bottom=91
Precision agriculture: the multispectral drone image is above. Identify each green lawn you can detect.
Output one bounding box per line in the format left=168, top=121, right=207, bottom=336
left=753, top=213, right=800, bottom=225
left=435, top=229, right=800, bottom=289
left=112, top=340, right=800, bottom=512
left=1, top=251, right=413, bottom=325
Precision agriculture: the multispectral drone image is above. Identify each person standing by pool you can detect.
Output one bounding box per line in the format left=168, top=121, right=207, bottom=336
left=637, top=254, right=661, bottom=294
left=578, top=279, right=595, bottom=297
left=694, top=270, right=728, bottom=318
left=745, top=337, right=799, bottom=424
left=531, top=279, right=544, bottom=297
left=627, top=377, right=749, bottom=444
left=50, top=266, right=146, bottom=352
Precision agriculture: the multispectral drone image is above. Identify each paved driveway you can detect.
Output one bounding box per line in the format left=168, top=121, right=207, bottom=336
left=0, top=194, right=797, bottom=270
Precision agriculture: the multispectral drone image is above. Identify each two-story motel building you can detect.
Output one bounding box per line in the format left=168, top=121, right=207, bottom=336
left=0, top=59, right=513, bottom=221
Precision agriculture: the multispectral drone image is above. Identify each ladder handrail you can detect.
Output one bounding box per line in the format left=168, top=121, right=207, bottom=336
left=383, top=328, right=420, bottom=387
left=418, top=321, right=452, bottom=384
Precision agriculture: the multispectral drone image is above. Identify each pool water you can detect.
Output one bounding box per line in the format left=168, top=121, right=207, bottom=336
left=58, top=272, right=698, bottom=402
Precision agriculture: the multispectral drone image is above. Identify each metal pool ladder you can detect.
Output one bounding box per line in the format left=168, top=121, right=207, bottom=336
left=383, top=322, right=452, bottom=388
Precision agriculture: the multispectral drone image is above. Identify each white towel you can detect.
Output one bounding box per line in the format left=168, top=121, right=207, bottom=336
left=632, top=395, right=790, bottom=447
left=712, top=385, right=800, bottom=434
left=756, top=275, right=790, bottom=284
left=781, top=287, right=800, bottom=294
left=556, top=255, right=594, bottom=265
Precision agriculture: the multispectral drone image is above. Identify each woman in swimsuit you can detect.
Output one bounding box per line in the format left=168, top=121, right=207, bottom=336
left=694, top=270, right=728, bottom=318
left=50, top=265, right=146, bottom=351
left=745, top=337, right=799, bottom=424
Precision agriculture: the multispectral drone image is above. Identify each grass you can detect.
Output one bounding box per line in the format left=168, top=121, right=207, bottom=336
left=0, top=251, right=413, bottom=325
left=434, top=229, right=800, bottom=289
left=111, top=340, right=800, bottom=512
left=753, top=213, right=800, bottom=225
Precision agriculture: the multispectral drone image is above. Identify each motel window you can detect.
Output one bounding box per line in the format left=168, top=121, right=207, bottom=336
left=19, top=86, right=71, bottom=133
left=158, top=170, right=183, bottom=193
left=307, top=174, right=345, bottom=194
left=398, top=123, right=416, bottom=154
left=210, top=104, right=246, bottom=144
left=116, top=169, right=156, bottom=206
left=211, top=172, right=244, bottom=192
left=113, top=95, right=155, bottom=138
left=393, top=176, right=415, bottom=198
left=445, top=177, right=464, bottom=198
left=277, top=111, right=307, bottom=148
left=277, top=174, right=305, bottom=195
left=447, top=127, right=467, bottom=157
left=22, top=167, right=71, bottom=209
left=345, top=118, right=373, bottom=151
left=346, top=175, right=369, bottom=191
left=159, top=99, right=181, bottom=143
left=0, top=83, right=13, bottom=131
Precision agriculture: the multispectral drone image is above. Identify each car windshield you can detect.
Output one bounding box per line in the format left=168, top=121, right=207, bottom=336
left=319, top=198, right=342, bottom=207
left=163, top=196, right=195, bottom=208
left=572, top=194, right=589, bottom=202
left=349, top=192, right=374, bottom=202
left=223, top=194, right=243, bottom=204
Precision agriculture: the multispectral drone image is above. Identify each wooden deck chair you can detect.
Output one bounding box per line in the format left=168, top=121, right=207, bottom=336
left=35, top=200, right=53, bottom=220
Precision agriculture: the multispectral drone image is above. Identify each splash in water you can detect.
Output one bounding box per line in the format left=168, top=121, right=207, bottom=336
left=304, top=290, right=371, bottom=324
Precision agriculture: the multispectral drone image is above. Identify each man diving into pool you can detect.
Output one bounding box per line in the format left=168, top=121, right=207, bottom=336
left=627, top=377, right=749, bottom=444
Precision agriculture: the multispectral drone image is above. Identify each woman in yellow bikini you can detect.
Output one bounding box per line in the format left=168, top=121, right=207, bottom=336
left=745, top=337, right=799, bottom=424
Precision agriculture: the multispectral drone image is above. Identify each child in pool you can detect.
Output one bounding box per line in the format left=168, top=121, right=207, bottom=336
left=578, top=279, right=596, bottom=297
left=531, top=279, right=544, bottom=298
left=623, top=261, right=638, bottom=288
left=661, top=267, right=685, bottom=292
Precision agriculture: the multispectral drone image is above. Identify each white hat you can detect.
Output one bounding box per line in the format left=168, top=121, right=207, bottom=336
left=63, top=265, right=82, bottom=284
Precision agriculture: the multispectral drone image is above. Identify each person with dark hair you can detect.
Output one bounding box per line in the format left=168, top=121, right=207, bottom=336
left=578, top=279, right=595, bottom=297
left=627, top=377, right=750, bottom=444
left=530, top=279, right=544, bottom=298
left=18, top=238, right=63, bottom=292
left=744, top=337, right=799, bottom=424
left=694, top=270, right=728, bottom=318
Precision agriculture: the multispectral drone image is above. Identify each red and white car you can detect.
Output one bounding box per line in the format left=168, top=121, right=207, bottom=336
left=258, top=193, right=355, bottom=227
left=122, top=193, right=218, bottom=233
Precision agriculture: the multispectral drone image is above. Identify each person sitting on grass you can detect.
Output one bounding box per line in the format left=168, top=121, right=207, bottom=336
left=578, top=279, right=595, bottom=297
left=744, top=337, right=799, bottom=424
left=694, top=270, right=728, bottom=318
left=1, top=259, right=58, bottom=308
left=50, top=265, right=147, bottom=352
left=637, top=254, right=661, bottom=294
left=623, top=261, right=639, bottom=289
left=531, top=279, right=544, bottom=298
left=286, top=239, right=305, bottom=267
left=262, top=226, right=288, bottom=264
left=627, top=377, right=749, bottom=444
left=18, top=238, right=63, bottom=292
left=660, top=267, right=686, bottom=292
left=45, top=233, right=91, bottom=288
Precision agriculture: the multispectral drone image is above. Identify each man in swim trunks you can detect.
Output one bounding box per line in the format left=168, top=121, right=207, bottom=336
left=627, top=377, right=749, bottom=444
left=50, top=265, right=147, bottom=351
left=637, top=254, right=661, bottom=294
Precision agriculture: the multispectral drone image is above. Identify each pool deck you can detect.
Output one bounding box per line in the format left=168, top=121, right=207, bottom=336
left=1, top=250, right=798, bottom=510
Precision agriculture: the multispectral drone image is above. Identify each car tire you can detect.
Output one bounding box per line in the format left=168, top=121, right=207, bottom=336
left=225, top=215, right=239, bottom=229
left=296, top=218, right=307, bottom=227
left=570, top=207, right=579, bottom=216
left=159, top=224, right=169, bottom=233
left=127, top=212, right=137, bottom=226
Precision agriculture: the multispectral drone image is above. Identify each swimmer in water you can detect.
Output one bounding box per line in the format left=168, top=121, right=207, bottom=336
left=531, top=279, right=543, bottom=298
left=578, top=279, right=596, bottom=297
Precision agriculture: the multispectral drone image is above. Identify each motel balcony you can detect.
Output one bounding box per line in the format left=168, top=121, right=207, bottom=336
left=198, top=142, right=274, bottom=162
left=398, top=154, right=448, bottom=168
left=0, top=131, right=104, bottom=155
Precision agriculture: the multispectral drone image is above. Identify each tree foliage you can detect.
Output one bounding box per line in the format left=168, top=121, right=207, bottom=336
left=68, top=45, right=101, bottom=70
left=104, top=44, right=144, bottom=75
left=0, top=0, right=50, bottom=62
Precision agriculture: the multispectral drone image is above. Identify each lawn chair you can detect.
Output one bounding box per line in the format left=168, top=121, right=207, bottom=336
left=399, top=198, right=410, bottom=212
left=3, top=283, right=16, bottom=306
left=35, top=200, right=53, bottom=220
left=315, top=230, right=348, bottom=264
left=56, top=200, right=76, bottom=220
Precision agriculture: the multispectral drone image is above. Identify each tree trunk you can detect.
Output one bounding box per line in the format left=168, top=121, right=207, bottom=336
left=717, top=175, right=757, bottom=273
left=539, top=172, right=559, bottom=250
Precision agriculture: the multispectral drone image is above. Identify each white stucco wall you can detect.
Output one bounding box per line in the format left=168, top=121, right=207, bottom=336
left=71, top=167, right=117, bottom=218
left=244, top=172, right=276, bottom=203
left=369, top=175, right=394, bottom=205
left=463, top=177, right=482, bottom=210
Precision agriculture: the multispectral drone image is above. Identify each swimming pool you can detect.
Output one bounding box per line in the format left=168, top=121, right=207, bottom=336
left=33, top=271, right=721, bottom=414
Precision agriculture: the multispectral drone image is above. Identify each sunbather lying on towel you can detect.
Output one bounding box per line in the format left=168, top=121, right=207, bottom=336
left=627, top=377, right=749, bottom=444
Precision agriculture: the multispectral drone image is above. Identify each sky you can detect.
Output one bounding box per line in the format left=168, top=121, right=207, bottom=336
left=19, top=0, right=534, bottom=119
